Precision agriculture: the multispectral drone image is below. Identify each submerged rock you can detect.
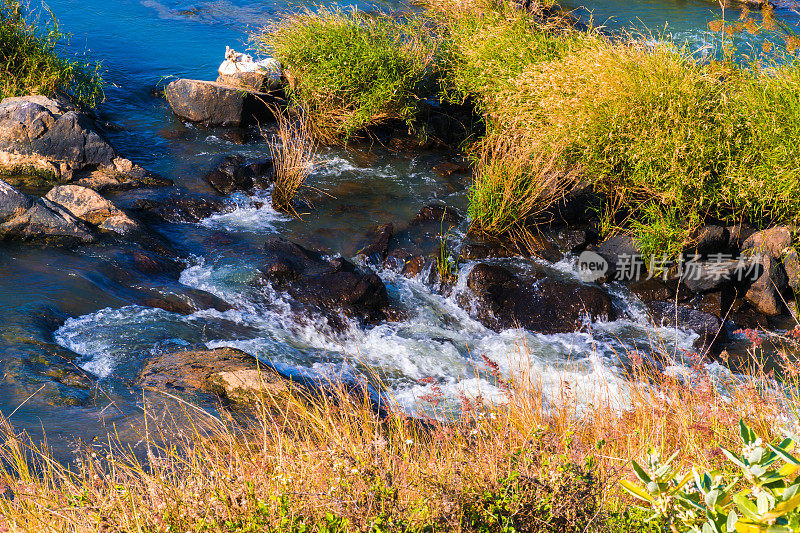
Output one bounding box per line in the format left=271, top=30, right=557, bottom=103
left=465, top=263, right=616, bottom=334
left=0, top=179, right=95, bottom=244
left=260, top=237, right=390, bottom=325
left=356, top=223, right=393, bottom=265
left=647, top=300, right=727, bottom=352
left=204, top=155, right=274, bottom=195
left=132, top=196, right=224, bottom=223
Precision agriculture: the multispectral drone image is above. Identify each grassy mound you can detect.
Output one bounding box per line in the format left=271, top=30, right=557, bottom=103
left=0, top=0, right=101, bottom=107
left=259, top=0, right=800, bottom=258
left=257, top=9, right=438, bottom=144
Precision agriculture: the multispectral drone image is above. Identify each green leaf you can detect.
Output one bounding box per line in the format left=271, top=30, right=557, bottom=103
left=740, top=420, right=756, bottom=445
left=620, top=480, right=655, bottom=503
left=733, top=494, right=761, bottom=521
left=632, top=460, right=652, bottom=485
left=722, top=447, right=749, bottom=470
left=727, top=510, right=739, bottom=533
left=767, top=443, right=800, bottom=466
left=757, top=492, right=771, bottom=515
left=763, top=490, right=800, bottom=519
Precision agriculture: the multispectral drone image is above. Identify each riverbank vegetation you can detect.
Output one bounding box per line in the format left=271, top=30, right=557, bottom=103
left=0, top=0, right=101, bottom=107
left=256, top=0, right=800, bottom=259
left=0, top=335, right=798, bottom=531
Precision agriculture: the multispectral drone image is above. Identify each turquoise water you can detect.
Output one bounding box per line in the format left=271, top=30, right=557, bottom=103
left=1, top=0, right=795, bottom=453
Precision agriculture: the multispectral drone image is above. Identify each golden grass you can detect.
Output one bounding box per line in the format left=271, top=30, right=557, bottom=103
left=268, top=110, right=315, bottom=214
left=0, top=335, right=795, bottom=531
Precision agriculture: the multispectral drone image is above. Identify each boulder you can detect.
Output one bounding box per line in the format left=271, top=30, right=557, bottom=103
left=139, top=347, right=288, bottom=403
left=594, top=235, right=639, bottom=282
left=744, top=255, right=787, bottom=316
left=0, top=96, right=165, bottom=189
left=0, top=179, right=95, bottom=244
left=204, top=155, right=273, bottom=195
left=45, top=184, right=138, bottom=234
left=465, top=263, right=616, bottom=334
left=356, top=223, right=394, bottom=265
left=742, top=226, right=794, bottom=259
left=690, top=225, right=730, bottom=256
left=411, top=204, right=462, bottom=226
left=132, top=196, right=224, bottom=223
left=680, top=258, right=741, bottom=293
left=648, top=300, right=727, bottom=350
left=165, top=79, right=281, bottom=127
left=216, top=71, right=269, bottom=92
left=260, top=237, right=391, bottom=324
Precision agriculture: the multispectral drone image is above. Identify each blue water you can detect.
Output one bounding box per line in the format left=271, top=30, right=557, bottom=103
left=2, top=0, right=794, bottom=453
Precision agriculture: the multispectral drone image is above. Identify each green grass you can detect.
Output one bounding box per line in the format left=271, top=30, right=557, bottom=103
left=256, top=8, right=438, bottom=143
left=0, top=0, right=101, bottom=107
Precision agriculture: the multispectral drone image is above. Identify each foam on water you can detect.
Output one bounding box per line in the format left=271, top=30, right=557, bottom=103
left=200, top=190, right=288, bottom=232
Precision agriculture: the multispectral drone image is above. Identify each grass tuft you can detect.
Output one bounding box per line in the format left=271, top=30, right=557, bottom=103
left=0, top=0, right=102, bottom=107
left=268, top=110, right=315, bottom=215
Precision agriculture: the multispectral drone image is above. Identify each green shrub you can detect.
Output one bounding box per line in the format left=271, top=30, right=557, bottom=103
left=0, top=0, right=101, bottom=106
left=257, top=9, right=438, bottom=143
left=623, top=420, right=800, bottom=533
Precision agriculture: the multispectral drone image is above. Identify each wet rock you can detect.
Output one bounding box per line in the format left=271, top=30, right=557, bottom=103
left=629, top=279, right=674, bottom=303
left=261, top=237, right=390, bottom=324
left=132, top=196, right=224, bottom=223
left=0, top=179, right=95, bottom=244
left=647, top=300, right=727, bottom=350
left=688, top=289, right=736, bottom=319
left=356, top=223, right=394, bottom=265
left=0, top=96, right=164, bottom=189
left=411, top=204, right=462, bottom=226
left=465, top=263, right=616, bottom=334
left=784, top=248, right=800, bottom=292
left=461, top=240, right=519, bottom=261
left=140, top=288, right=233, bottom=315
left=594, top=235, right=638, bottom=281
left=45, top=184, right=138, bottom=234
left=525, top=234, right=564, bottom=263
left=165, top=78, right=281, bottom=127
left=544, top=180, right=600, bottom=226
left=139, top=347, right=287, bottom=403
left=432, top=159, right=470, bottom=177
left=548, top=227, right=596, bottom=253
left=204, top=155, right=273, bottom=195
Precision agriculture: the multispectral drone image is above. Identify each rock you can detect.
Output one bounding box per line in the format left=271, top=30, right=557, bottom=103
left=432, top=159, right=469, bottom=177
left=742, top=226, right=794, bottom=259
left=648, top=300, right=727, bottom=350
left=216, top=71, right=268, bottom=92
left=744, top=255, right=787, bottom=316
left=45, top=184, right=138, bottom=234
left=628, top=279, right=674, bottom=303
left=524, top=234, right=563, bottom=263
left=0, top=96, right=164, bottom=190
left=204, top=155, right=273, bottom=195
left=411, top=204, right=462, bottom=226
left=0, top=179, right=95, bottom=244
left=784, top=248, right=800, bottom=292
left=132, top=196, right=224, bottom=223
left=165, top=79, right=280, bottom=127
left=356, top=223, right=393, bottom=265
left=548, top=227, right=595, bottom=253
left=691, top=225, right=730, bottom=256
left=680, top=258, right=740, bottom=293
left=595, top=235, right=639, bottom=282
left=0, top=95, right=116, bottom=172
left=139, top=347, right=287, bottom=402
left=688, top=289, right=735, bottom=319
left=461, top=238, right=520, bottom=260
left=543, top=180, right=600, bottom=226
left=465, top=263, right=616, bottom=334
left=728, top=223, right=757, bottom=251
left=260, top=237, right=390, bottom=324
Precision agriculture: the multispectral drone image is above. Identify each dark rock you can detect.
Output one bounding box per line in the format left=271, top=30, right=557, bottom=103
left=133, top=196, right=224, bottom=223
left=595, top=235, right=639, bottom=281
left=356, top=223, right=394, bottom=265
left=261, top=237, right=391, bottom=324
left=165, top=79, right=280, bottom=127
left=744, top=255, right=787, bottom=316
left=461, top=240, right=519, bottom=261
left=204, top=155, right=273, bottom=195
left=465, top=263, right=616, bottom=334
left=432, top=159, right=469, bottom=177
left=648, top=300, right=727, bottom=350
left=411, top=204, right=462, bottom=226
left=728, top=223, right=757, bottom=251
left=691, top=225, right=730, bottom=256
left=0, top=179, right=95, bottom=244
left=784, top=249, right=800, bottom=292
left=525, top=234, right=563, bottom=263
left=629, top=279, right=673, bottom=303
left=543, top=181, right=600, bottom=226
left=680, top=259, right=740, bottom=293
left=549, top=227, right=596, bottom=253
left=688, top=289, right=736, bottom=319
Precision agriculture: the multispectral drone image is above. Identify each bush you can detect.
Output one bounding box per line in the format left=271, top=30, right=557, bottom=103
left=0, top=0, right=101, bottom=107
left=257, top=9, right=438, bottom=143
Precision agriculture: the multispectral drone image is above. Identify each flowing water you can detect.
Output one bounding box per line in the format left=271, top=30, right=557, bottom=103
left=3, top=0, right=798, bottom=452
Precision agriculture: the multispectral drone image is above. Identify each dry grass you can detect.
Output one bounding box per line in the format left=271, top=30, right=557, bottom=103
left=0, top=333, right=796, bottom=531
left=268, top=110, right=315, bottom=214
